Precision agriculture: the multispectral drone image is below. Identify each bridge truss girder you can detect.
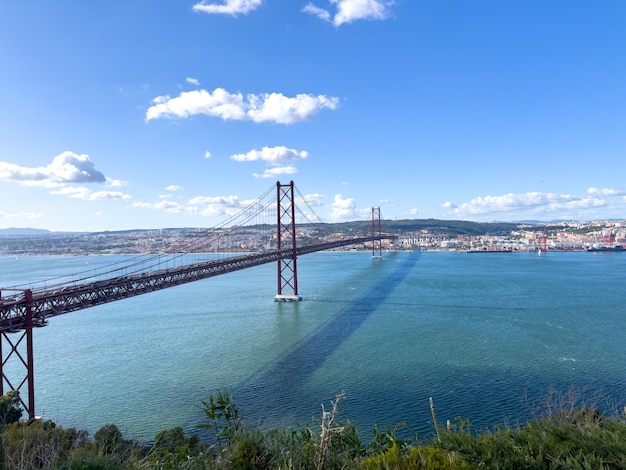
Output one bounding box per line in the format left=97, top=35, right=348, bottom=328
left=0, top=238, right=397, bottom=329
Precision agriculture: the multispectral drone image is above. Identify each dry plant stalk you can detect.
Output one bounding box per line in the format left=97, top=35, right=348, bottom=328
left=430, top=396, right=441, bottom=442
left=316, top=392, right=346, bottom=470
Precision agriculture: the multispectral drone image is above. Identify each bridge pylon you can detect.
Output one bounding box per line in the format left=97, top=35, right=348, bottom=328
left=0, top=289, right=37, bottom=419
left=275, top=181, right=302, bottom=301
left=371, top=207, right=383, bottom=259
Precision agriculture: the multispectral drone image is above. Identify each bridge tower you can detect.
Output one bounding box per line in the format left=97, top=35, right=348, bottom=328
left=275, top=181, right=302, bottom=301
left=0, top=289, right=37, bottom=419
left=371, top=207, right=383, bottom=259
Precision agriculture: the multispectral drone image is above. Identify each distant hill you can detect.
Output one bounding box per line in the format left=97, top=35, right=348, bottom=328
left=0, top=218, right=592, bottom=239
left=300, top=219, right=523, bottom=237
left=0, top=227, right=53, bottom=236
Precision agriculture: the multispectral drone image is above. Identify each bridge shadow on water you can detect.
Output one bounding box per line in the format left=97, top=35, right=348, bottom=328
left=234, top=251, right=422, bottom=424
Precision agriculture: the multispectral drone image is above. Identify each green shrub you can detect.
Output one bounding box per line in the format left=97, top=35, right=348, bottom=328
left=1, top=418, right=89, bottom=469
left=1, top=390, right=625, bottom=470
left=0, top=391, right=22, bottom=429
left=65, top=453, right=120, bottom=470
left=440, top=408, right=626, bottom=469
left=361, top=443, right=470, bottom=469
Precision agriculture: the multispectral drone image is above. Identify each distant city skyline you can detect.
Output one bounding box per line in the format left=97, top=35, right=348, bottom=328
left=1, top=1, right=625, bottom=232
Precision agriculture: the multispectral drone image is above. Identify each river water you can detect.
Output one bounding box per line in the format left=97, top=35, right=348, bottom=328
left=1, top=251, right=625, bottom=441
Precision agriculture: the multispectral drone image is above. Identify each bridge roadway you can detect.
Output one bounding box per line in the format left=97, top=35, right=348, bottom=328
left=0, top=235, right=395, bottom=333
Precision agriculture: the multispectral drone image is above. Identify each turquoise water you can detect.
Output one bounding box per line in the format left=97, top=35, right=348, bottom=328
left=1, top=251, right=625, bottom=441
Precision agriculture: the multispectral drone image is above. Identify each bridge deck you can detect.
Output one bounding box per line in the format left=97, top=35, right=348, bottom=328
left=0, top=236, right=396, bottom=333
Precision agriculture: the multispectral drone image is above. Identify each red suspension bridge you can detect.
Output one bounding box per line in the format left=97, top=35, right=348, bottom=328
left=0, top=181, right=396, bottom=418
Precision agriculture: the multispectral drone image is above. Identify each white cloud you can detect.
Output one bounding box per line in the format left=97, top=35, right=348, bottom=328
left=446, top=191, right=610, bottom=220
left=192, top=0, right=262, bottom=15
left=299, top=193, right=325, bottom=207
left=0, top=151, right=106, bottom=187
left=188, top=194, right=248, bottom=217
left=0, top=210, right=42, bottom=219
left=133, top=200, right=192, bottom=214
left=186, top=77, right=200, bottom=86
left=146, top=88, right=340, bottom=124
left=51, top=186, right=131, bottom=201
left=204, top=151, right=212, bottom=158
left=302, top=3, right=331, bottom=21
left=587, top=187, right=625, bottom=196
left=106, top=177, right=127, bottom=188
left=19, top=160, right=132, bottom=202
left=166, top=185, right=184, bottom=191
left=252, top=166, right=298, bottom=179
left=407, top=208, right=425, bottom=216
left=303, top=0, right=393, bottom=26
left=329, top=193, right=368, bottom=221
left=88, top=191, right=131, bottom=201
left=187, top=195, right=240, bottom=206
left=231, top=146, right=308, bottom=164
left=134, top=193, right=268, bottom=219
left=233, top=146, right=308, bottom=179
left=51, top=186, right=90, bottom=199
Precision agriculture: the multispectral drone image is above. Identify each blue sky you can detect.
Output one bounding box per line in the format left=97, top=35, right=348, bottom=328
left=1, top=0, right=625, bottom=232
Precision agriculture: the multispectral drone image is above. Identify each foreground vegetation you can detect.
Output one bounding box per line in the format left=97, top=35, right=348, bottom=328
left=1, top=390, right=625, bottom=469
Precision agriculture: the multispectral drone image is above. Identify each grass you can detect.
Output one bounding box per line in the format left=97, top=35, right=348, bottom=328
left=1, top=391, right=625, bottom=469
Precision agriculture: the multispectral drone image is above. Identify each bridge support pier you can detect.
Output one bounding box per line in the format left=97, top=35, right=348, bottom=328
left=275, top=181, right=302, bottom=301
left=0, top=289, right=36, bottom=419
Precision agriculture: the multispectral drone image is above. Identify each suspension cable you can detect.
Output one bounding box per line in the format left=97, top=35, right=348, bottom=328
left=2, top=183, right=278, bottom=292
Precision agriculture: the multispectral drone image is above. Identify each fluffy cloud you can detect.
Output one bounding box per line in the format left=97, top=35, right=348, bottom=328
left=133, top=200, right=192, bottom=214
left=186, top=77, right=200, bottom=86
left=50, top=187, right=91, bottom=199
left=407, top=208, right=426, bottom=216
left=146, top=88, right=340, bottom=124
left=106, top=177, right=127, bottom=188
left=445, top=191, right=614, bottom=219
left=166, top=185, right=184, bottom=191
left=0, top=151, right=106, bottom=187
left=0, top=210, right=41, bottom=219
left=187, top=195, right=251, bottom=217
left=587, top=187, right=625, bottom=196
left=51, top=186, right=131, bottom=201
left=0, top=152, right=133, bottom=206
left=192, top=0, right=262, bottom=15
left=253, top=166, right=298, bottom=179
left=299, top=193, right=325, bottom=207
left=303, top=0, right=393, bottom=26
left=134, top=192, right=271, bottom=219
left=187, top=195, right=240, bottom=206
left=329, top=193, right=369, bottom=221
left=231, top=146, right=308, bottom=164
left=302, top=3, right=331, bottom=21
left=232, top=146, right=308, bottom=179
